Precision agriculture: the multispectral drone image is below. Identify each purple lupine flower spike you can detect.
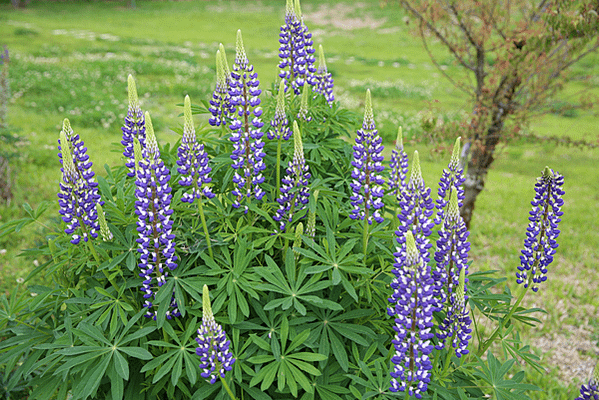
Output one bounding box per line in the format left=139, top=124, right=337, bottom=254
left=434, top=191, right=472, bottom=355
left=295, top=0, right=317, bottom=87
left=273, top=121, right=310, bottom=233
left=278, top=0, right=302, bottom=94
left=229, top=30, right=266, bottom=211
left=435, top=137, right=465, bottom=225
left=134, top=113, right=180, bottom=319
left=516, top=166, right=564, bottom=292
left=268, top=80, right=291, bottom=141
left=389, top=126, right=409, bottom=203
left=177, top=95, right=215, bottom=204
left=121, top=75, right=146, bottom=177
left=576, top=362, right=599, bottom=400
left=388, top=231, right=434, bottom=399
left=57, top=119, right=101, bottom=244
left=209, top=50, right=233, bottom=127
left=350, top=90, right=385, bottom=225
left=313, top=45, right=334, bottom=106
left=196, top=285, right=236, bottom=384
left=395, top=151, right=435, bottom=264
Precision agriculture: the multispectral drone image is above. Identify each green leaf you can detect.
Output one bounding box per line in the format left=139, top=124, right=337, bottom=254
left=113, top=350, right=129, bottom=380
left=120, top=347, right=153, bottom=360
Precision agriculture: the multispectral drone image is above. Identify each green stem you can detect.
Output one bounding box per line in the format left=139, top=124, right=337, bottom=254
left=440, top=333, right=456, bottom=378
left=362, top=217, right=369, bottom=256
left=197, top=199, right=214, bottom=259
left=477, top=285, right=529, bottom=357
left=276, top=137, right=282, bottom=196
left=220, top=376, right=238, bottom=400
left=87, top=238, right=121, bottom=292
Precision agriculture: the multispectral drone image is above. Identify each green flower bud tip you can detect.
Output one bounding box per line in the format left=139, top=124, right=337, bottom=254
left=294, top=0, right=302, bottom=19
left=235, top=30, right=248, bottom=66
left=364, top=89, right=374, bottom=128
left=60, top=131, right=75, bottom=174
left=405, top=231, right=418, bottom=268
left=144, top=111, right=158, bottom=157
left=218, top=43, right=231, bottom=79
left=448, top=188, right=459, bottom=220
left=96, top=203, right=113, bottom=241
left=276, top=80, right=286, bottom=115
left=543, top=166, right=552, bottom=179
left=592, top=361, right=599, bottom=385
left=133, top=138, right=142, bottom=172
left=183, top=95, right=195, bottom=142
left=318, top=45, right=327, bottom=73
left=450, top=137, right=461, bottom=170
left=202, top=284, right=214, bottom=323
left=300, top=85, right=309, bottom=110
left=61, top=118, right=73, bottom=140
left=293, top=120, right=303, bottom=156
left=127, top=74, right=139, bottom=110
left=409, top=150, right=423, bottom=188
left=396, top=126, right=403, bottom=149
left=294, top=222, right=303, bottom=243
left=286, top=0, right=294, bottom=17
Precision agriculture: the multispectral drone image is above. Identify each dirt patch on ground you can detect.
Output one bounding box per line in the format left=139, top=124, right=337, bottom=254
left=304, top=2, right=387, bottom=31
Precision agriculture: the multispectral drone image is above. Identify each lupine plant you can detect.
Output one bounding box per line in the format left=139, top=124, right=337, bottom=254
left=0, top=2, right=582, bottom=400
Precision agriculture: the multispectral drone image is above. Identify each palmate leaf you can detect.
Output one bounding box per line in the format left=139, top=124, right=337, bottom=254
left=255, top=252, right=341, bottom=316
left=472, top=352, right=540, bottom=400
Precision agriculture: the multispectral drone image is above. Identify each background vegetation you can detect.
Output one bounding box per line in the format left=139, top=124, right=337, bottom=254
left=0, top=0, right=598, bottom=398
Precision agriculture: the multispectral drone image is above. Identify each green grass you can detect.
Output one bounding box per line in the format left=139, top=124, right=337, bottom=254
left=1, top=0, right=598, bottom=397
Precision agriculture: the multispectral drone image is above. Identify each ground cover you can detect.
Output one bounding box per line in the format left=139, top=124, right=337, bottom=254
left=0, top=1, right=598, bottom=398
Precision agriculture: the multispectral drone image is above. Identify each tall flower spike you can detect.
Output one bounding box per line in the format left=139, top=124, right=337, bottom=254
left=435, top=137, right=465, bottom=225
left=196, top=285, right=236, bottom=384
left=57, top=121, right=101, bottom=244
left=209, top=50, right=233, bottom=127
left=516, top=167, right=565, bottom=292
left=177, top=95, right=215, bottom=203
left=395, top=150, right=435, bottom=264
left=388, top=231, right=434, bottom=399
left=576, top=361, right=599, bottom=400
left=273, top=121, right=311, bottom=232
left=96, top=203, right=113, bottom=241
left=434, top=191, right=472, bottom=355
left=295, top=0, right=317, bottom=86
left=313, top=45, right=334, bottom=106
left=229, top=30, right=266, bottom=211
left=350, top=90, right=385, bottom=225
left=268, top=80, right=291, bottom=140
left=134, top=112, right=179, bottom=319
left=389, top=126, right=409, bottom=203
left=121, top=75, right=146, bottom=177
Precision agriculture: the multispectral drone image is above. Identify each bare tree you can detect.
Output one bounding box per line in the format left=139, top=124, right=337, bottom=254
left=397, top=0, right=599, bottom=228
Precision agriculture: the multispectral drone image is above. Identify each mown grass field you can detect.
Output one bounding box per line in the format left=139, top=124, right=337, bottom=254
left=0, top=0, right=598, bottom=398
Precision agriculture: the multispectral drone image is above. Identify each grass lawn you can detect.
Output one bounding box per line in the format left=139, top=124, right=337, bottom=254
left=0, top=1, right=598, bottom=398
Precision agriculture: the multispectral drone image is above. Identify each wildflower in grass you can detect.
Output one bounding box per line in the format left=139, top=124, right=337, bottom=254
left=434, top=192, right=471, bottom=356
left=177, top=95, right=215, bottom=203
left=273, top=121, right=310, bottom=232
left=435, top=137, right=465, bottom=225
left=196, top=285, right=236, bottom=384
left=389, top=126, right=409, bottom=203
left=516, top=167, right=565, bottom=292
left=121, top=75, right=146, bottom=177
left=229, top=30, right=266, bottom=211
left=576, top=361, right=599, bottom=400
left=268, top=80, right=291, bottom=141
left=278, top=0, right=315, bottom=94
left=395, top=151, right=434, bottom=263
left=134, top=113, right=179, bottom=319
left=96, top=203, right=113, bottom=241
left=313, top=44, right=334, bottom=105
left=57, top=124, right=101, bottom=245
left=350, top=89, right=385, bottom=225
left=209, top=50, right=233, bottom=127
left=388, top=231, right=434, bottom=399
